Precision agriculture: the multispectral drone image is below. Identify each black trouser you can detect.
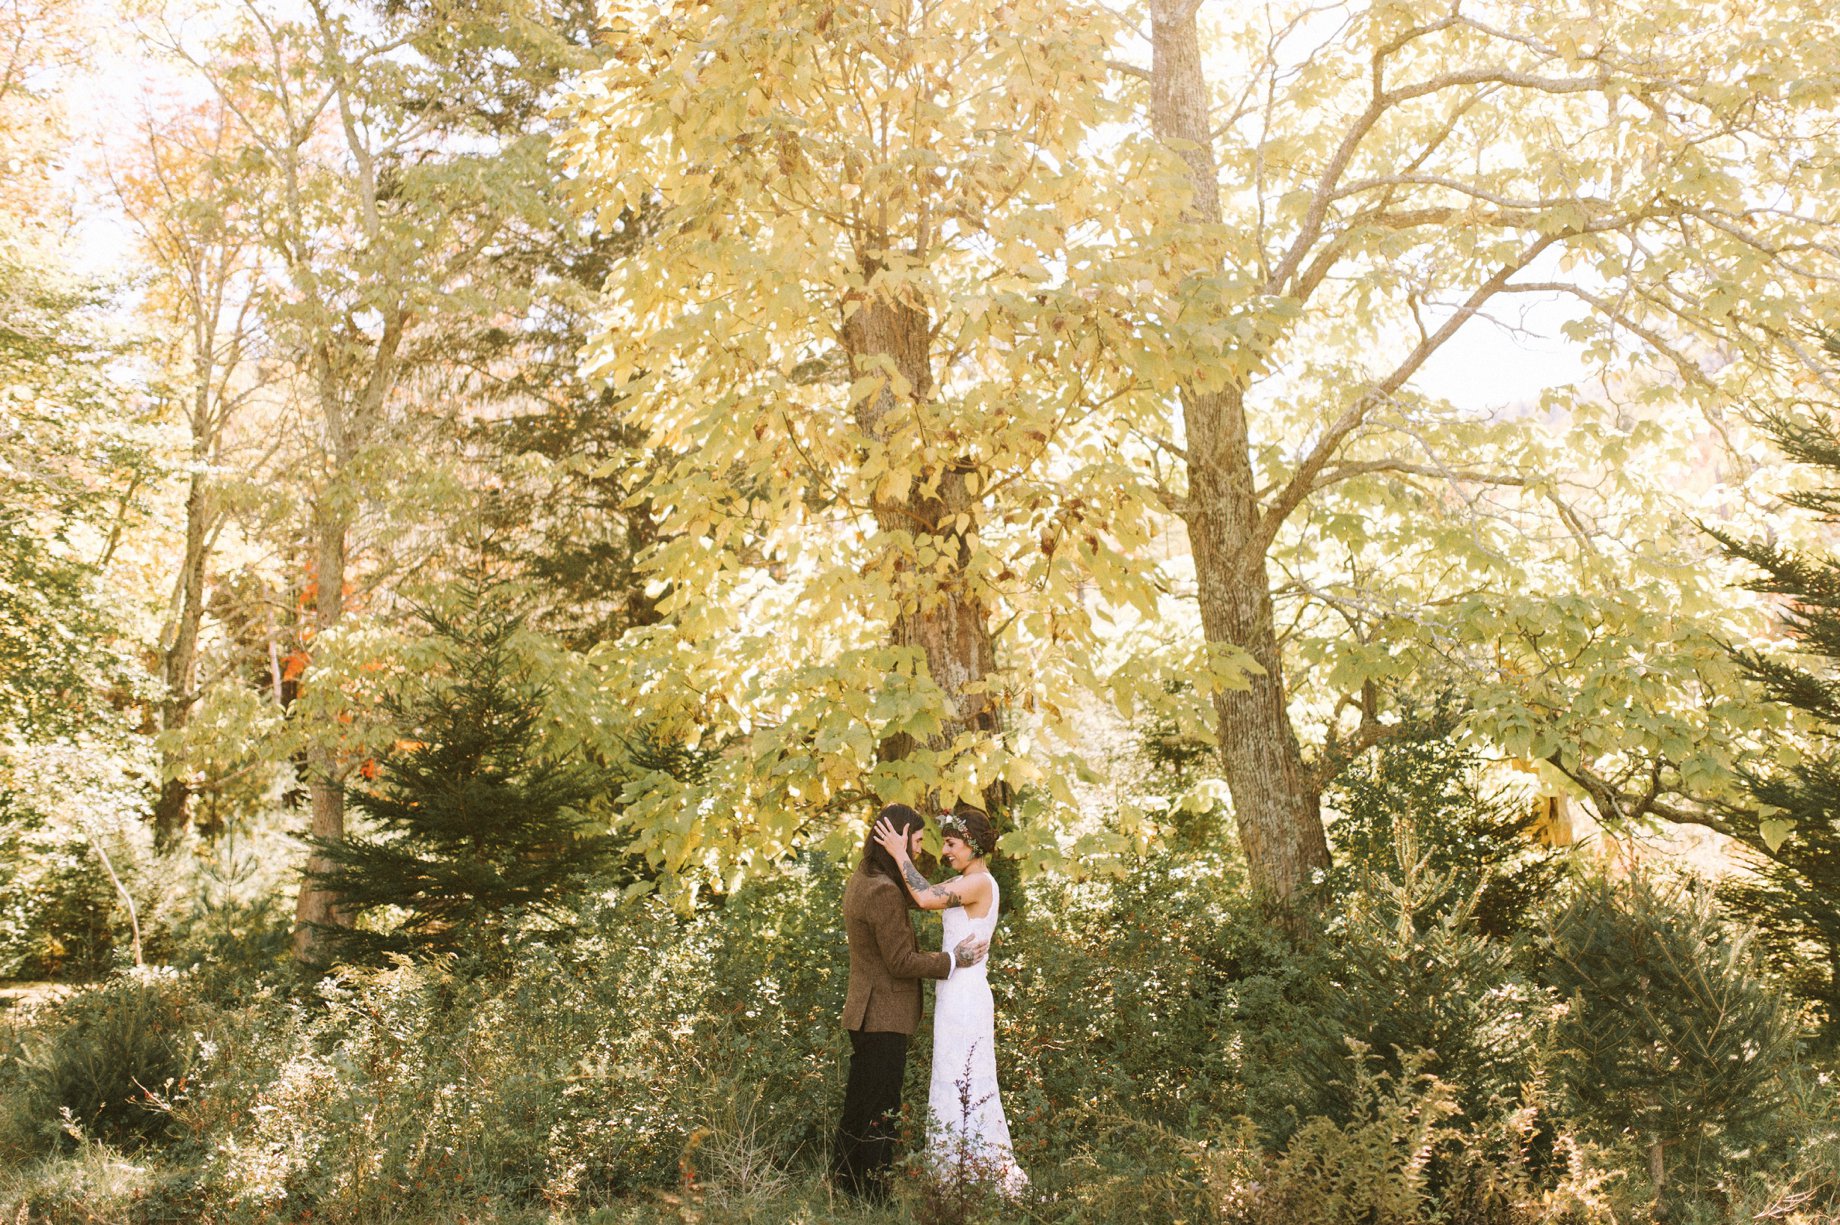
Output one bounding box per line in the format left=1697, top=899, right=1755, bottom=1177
left=831, top=1028, right=910, bottom=1200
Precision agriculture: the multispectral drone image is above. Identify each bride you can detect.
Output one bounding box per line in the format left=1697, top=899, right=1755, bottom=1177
left=872, top=806, right=1027, bottom=1195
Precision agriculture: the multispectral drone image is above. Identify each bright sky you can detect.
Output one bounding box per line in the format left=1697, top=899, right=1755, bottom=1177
left=1416, top=294, right=1595, bottom=411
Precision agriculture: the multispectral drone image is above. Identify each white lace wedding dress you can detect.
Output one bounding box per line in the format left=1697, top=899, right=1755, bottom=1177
left=929, top=874, right=1027, bottom=1193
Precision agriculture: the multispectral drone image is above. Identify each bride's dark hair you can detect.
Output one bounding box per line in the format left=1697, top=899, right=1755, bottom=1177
left=942, top=805, right=997, bottom=858
left=862, top=802, right=926, bottom=887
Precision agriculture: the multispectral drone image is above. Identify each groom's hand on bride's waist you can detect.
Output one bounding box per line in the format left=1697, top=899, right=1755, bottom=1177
left=952, top=935, right=988, bottom=968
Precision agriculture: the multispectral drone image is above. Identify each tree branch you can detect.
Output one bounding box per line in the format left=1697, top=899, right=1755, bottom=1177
left=1265, top=62, right=1608, bottom=299
left=1306, top=458, right=1530, bottom=496
left=1255, top=230, right=1564, bottom=553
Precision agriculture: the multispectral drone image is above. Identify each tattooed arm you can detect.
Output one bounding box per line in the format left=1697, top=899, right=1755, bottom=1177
left=873, top=817, right=990, bottom=913
left=901, top=858, right=966, bottom=910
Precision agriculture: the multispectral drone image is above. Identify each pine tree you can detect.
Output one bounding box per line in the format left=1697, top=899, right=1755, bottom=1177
left=303, top=583, right=630, bottom=962
left=1708, top=325, right=1840, bottom=1034
left=1301, top=835, right=1537, bottom=1131
left=1544, top=872, right=1796, bottom=1212
left=1325, top=700, right=1564, bottom=938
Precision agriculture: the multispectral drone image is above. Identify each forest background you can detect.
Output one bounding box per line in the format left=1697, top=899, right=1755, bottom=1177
left=5, top=0, right=1840, bottom=1221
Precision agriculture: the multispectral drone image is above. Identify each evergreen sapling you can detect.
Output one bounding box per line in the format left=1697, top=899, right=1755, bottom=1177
left=303, top=584, right=628, bottom=961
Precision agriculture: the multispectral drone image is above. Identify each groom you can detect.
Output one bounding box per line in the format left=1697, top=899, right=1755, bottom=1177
left=830, top=803, right=986, bottom=1202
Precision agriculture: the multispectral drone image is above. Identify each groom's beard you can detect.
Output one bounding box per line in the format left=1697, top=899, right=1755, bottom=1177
left=914, top=850, right=940, bottom=877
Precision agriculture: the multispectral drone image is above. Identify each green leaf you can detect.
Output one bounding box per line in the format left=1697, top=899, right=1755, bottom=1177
left=1760, top=817, right=1796, bottom=854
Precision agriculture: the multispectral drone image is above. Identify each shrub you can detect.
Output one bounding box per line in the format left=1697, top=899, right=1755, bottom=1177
left=202, top=909, right=702, bottom=1218
left=0, top=821, right=118, bottom=979
left=155, top=876, right=293, bottom=1007
left=1543, top=870, right=1800, bottom=1211
left=1432, top=1076, right=1627, bottom=1225
left=959, top=1108, right=1209, bottom=1224
left=0, top=736, right=155, bottom=981
left=1326, top=706, right=1563, bottom=938
left=1214, top=1048, right=1463, bottom=1225
left=1205, top=1048, right=1625, bottom=1225
left=988, top=847, right=1330, bottom=1159
left=1300, top=833, right=1548, bottom=1133
left=691, top=854, right=855, bottom=1165
left=165, top=846, right=1333, bottom=1219
left=7, top=840, right=1831, bottom=1225
left=196, top=862, right=851, bottom=1219
left=1, top=970, right=201, bottom=1153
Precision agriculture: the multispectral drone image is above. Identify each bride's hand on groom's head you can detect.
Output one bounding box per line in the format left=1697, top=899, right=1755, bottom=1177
left=871, top=817, right=906, bottom=859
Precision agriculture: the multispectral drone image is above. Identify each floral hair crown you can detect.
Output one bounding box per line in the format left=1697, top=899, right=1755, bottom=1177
left=938, top=813, right=990, bottom=855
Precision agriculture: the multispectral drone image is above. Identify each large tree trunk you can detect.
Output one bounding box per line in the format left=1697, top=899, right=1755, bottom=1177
left=1151, top=1, right=1330, bottom=900
left=842, top=288, right=1002, bottom=806
left=154, top=460, right=210, bottom=845
left=1189, top=472, right=1331, bottom=900
left=291, top=495, right=350, bottom=965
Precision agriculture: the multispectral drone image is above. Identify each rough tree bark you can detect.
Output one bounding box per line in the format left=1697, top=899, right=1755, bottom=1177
left=288, top=0, right=406, bottom=964
left=1149, top=0, right=1331, bottom=902
left=842, top=281, right=1002, bottom=807
left=292, top=490, right=352, bottom=963
left=127, top=107, right=261, bottom=847
left=153, top=443, right=209, bottom=844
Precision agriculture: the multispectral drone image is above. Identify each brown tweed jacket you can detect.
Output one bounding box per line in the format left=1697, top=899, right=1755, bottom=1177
left=841, top=866, right=952, bottom=1034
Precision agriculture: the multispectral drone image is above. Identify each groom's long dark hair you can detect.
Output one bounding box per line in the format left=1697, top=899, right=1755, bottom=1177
left=860, top=802, right=926, bottom=890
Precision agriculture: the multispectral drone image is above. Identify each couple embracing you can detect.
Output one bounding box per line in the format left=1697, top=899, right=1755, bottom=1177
left=829, top=803, right=1028, bottom=1203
